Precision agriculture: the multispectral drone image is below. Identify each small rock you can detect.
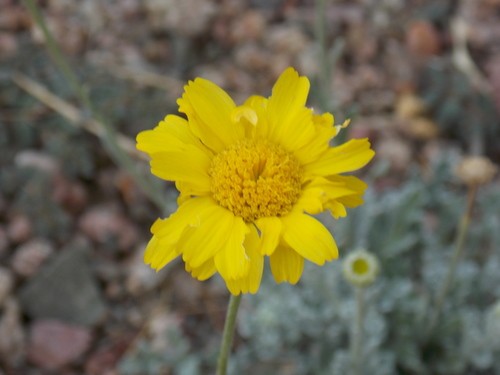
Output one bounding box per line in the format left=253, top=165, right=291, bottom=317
left=19, top=241, right=106, bottom=326
left=395, top=93, right=427, bottom=120
left=78, top=205, right=139, bottom=252
left=266, top=25, right=309, bottom=56
left=229, top=10, right=266, bottom=44
left=406, top=118, right=439, bottom=140
left=7, top=214, right=32, bottom=244
left=234, top=43, right=270, bottom=71
left=52, top=174, right=88, bottom=214
left=27, top=320, right=92, bottom=371
left=0, top=6, right=30, bottom=31
left=14, top=150, right=59, bottom=175
left=0, top=267, right=14, bottom=307
left=406, top=20, right=441, bottom=58
left=146, top=0, right=217, bottom=36
left=376, top=137, right=412, bottom=172
left=0, top=32, right=17, bottom=59
left=0, top=299, right=26, bottom=366
left=11, top=239, right=54, bottom=277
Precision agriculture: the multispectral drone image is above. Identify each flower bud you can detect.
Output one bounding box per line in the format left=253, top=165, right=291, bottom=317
left=455, top=156, right=497, bottom=187
left=342, top=249, right=380, bottom=288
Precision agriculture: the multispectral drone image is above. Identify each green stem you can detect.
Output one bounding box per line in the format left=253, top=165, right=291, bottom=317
left=426, top=185, right=478, bottom=336
left=351, top=286, right=365, bottom=375
left=217, top=294, right=242, bottom=375
left=22, top=0, right=167, bottom=213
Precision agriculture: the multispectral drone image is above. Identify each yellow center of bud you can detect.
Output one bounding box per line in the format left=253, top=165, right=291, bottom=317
left=209, top=139, right=303, bottom=222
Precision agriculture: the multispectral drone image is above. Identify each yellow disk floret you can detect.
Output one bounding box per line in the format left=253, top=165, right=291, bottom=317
left=209, top=139, right=303, bottom=222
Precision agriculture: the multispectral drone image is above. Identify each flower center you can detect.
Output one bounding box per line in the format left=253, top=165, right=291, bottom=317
left=209, top=139, right=303, bottom=222
left=352, top=259, right=369, bottom=275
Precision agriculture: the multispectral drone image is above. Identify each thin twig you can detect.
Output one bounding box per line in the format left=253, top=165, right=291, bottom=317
left=12, top=72, right=145, bottom=161
left=451, top=17, right=491, bottom=95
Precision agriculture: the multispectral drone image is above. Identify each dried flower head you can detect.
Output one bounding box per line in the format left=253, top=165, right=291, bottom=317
left=137, top=68, right=375, bottom=295
left=342, top=249, right=380, bottom=288
left=455, top=156, right=497, bottom=186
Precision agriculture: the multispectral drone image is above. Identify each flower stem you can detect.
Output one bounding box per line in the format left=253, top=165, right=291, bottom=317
left=217, top=294, right=242, bottom=375
left=426, top=184, right=478, bottom=336
left=351, top=286, right=365, bottom=375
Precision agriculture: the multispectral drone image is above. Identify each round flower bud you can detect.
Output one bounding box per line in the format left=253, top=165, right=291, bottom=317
left=342, top=249, right=380, bottom=288
left=455, top=156, right=497, bottom=187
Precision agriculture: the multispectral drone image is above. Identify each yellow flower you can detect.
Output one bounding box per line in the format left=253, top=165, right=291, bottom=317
left=136, top=67, right=375, bottom=295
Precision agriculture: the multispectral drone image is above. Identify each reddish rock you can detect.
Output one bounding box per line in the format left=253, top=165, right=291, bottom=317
left=11, top=239, right=54, bottom=277
left=78, top=205, right=139, bottom=252
left=27, top=320, right=92, bottom=371
left=406, top=20, right=441, bottom=58
left=7, top=214, right=32, bottom=244
left=0, top=32, right=17, bottom=59
left=52, top=175, right=88, bottom=214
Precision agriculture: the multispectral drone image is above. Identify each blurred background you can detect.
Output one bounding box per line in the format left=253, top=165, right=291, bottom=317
left=1, top=0, right=500, bottom=374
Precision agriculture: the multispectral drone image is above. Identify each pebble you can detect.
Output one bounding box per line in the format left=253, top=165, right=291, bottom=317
left=229, top=10, right=266, bottom=44
left=376, top=137, right=412, bottom=172
left=78, top=205, right=139, bottom=252
left=406, top=20, right=441, bottom=58
left=6, top=214, right=32, bottom=244
left=11, top=239, right=54, bottom=278
left=27, top=320, right=92, bottom=371
left=266, top=25, right=309, bottom=56
left=52, top=174, right=88, bottom=214
left=14, top=150, right=59, bottom=175
left=0, top=32, right=18, bottom=59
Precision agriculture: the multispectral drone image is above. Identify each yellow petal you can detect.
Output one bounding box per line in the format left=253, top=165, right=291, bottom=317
left=266, top=67, right=316, bottom=152
left=324, top=201, right=347, bottom=219
left=214, top=217, right=251, bottom=280
left=144, top=197, right=213, bottom=270
left=226, top=225, right=264, bottom=295
left=244, top=95, right=270, bottom=139
left=255, top=217, right=282, bottom=255
left=149, top=148, right=211, bottom=193
left=143, top=234, right=179, bottom=271
left=177, top=78, right=244, bottom=152
left=270, top=245, right=304, bottom=284
left=282, top=213, right=339, bottom=265
left=327, top=175, right=367, bottom=208
left=180, top=203, right=236, bottom=268
left=136, top=115, right=207, bottom=155
left=185, top=258, right=216, bottom=281
left=305, top=138, right=375, bottom=176
left=293, top=112, right=336, bottom=165
left=293, top=177, right=363, bottom=215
